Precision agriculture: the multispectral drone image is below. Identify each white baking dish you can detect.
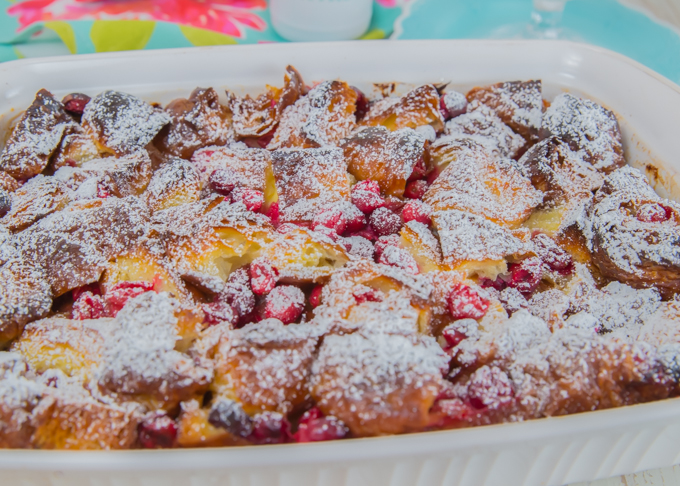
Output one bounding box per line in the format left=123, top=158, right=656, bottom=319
left=1, top=39, right=680, bottom=486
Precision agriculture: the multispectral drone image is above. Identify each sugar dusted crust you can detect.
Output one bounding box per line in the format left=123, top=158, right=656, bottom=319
left=0, top=68, right=679, bottom=449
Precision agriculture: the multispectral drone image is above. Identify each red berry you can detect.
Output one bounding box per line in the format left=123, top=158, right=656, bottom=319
left=408, top=157, right=428, bottom=182
left=62, top=93, right=91, bottom=115
left=378, top=245, right=419, bottom=275
left=264, top=201, right=280, bottom=225
left=382, top=196, right=406, bottom=214
left=466, top=366, right=514, bottom=411
left=222, top=267, right=256, bottom=321
left=508, top=257, right=543, bottom=295
left=209, top=168, right=243, bottom=196
left=374, top=234, right=401, bottom=260
left=531, top=233, right=573, bottom=274
left=441, top=327, right=467, bottom=349
left=344, top=207, right=367, bottom=233
left=258, top=129, right=276, bottom=149
left=96, top=182, right=112, bottom=199
left=369, top=207, right=402, bottom=236
left=299, top=407, right=323, bottom=425
left=439, top=91, right=467, bottom=120
left=105, top=281, right=155, bottom=317
left=249, top=412, right=291, bottom=445
left=354, top=180, right=381, bottom=194
left=427, top=167, right=442, bottom=185
left=352, top=87, right=369, bottom=120
left=138, top=414, right=177, bottom=449
left=231, top=187, right=264, bottom=212
left=636, top=202, right=672, bottom=223
left=479, top=276, right=508, bottom=292
left=72, top=283, right=101, bottom=301
left=295, top=408, right=348, bottom=443
left=250, top=258, right=278, bottom=295
left=208, top=399, right=253, bottom=437
left=402, top=200, right=432, bottom=225
left=202, top=301, right=238, bottom=326
left=404, top=180, right=429, bottom=200
left=352, top=286, right=384, bottom=304
left=345, top=226, right=378, bottom=242
left=352, top=189, right=385, bottom=214
left=309, top=285, right=323, bottom=307
left=447, top=284, right=489, bottom=320
left=72, top=291, right=105, bottom=320
left=313, top=207, right=346, bottom=234
left=264, top=285, right=305, bottom=324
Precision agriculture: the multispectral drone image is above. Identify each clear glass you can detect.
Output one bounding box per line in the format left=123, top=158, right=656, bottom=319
left=490, top=0, right=578, bottom=40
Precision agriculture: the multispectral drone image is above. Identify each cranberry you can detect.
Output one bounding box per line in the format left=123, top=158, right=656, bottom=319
left=402, top=200, right=432, bottom=225
left=105, top=281, right=154, bottom=317
left=404, top=180, right=429, bottom=200
left=277, top=222, right=301, bottom=234
left=258, top=129, right=276, bottom=149
left=441, top=327, right=467, bottom=349
left=209, top=168, right=243, bottom=196
left=72, top=291, right=105, bottom=320
left=447, top=284, right=489, bottom=320
left=72, top=283, right=101, bottom=301
left=352, top=189, right=385, bottom=214
left=427, top=167, right=442, bottom=185
left=344, top=205, right=367, bottom=233
left=231, top=187, right=264, bottom=213
left=407, top=157, right=428, bottom=182
left=0, top=189, right=11, bottom=218
left=439, top=91, right=467, bottom=120
left=345, top=226, right=378, bottom=242
left=636, top=202, right=672, bottom=223
left=138, top=414, right=177, bottom=449
left=309, top=285, right=323, bottom=307
left=96, top=182, right=112, bottom=198
left=313, top=207, right=347, bottom=234
left=62, top=93, right=91, bottom=116
left=294, top=408, right=348, bottom=443
left=264, top=201, right=280, bottom=226
left=479, top=275, right=508, bottom=292
left=250, top=258, right=278, bottom=295
left=352, top=286, right=384, bottom=304
left=208, top=399, right=253, bottom=438
left=508, top=257, right=543, bottom=295
left=249, top=412, right=291, bottom=444
left=369, top=207, right=402, bottom=236
left=378, top=245, right=419, bottom=275
left=202, top=301, right=238, bottom=326
left=466, top=366, right=514, bottom=411
left=222, top=267, right=256, bottom=319
left=354, top=180, right=381, bottom=194
left=299, top=407, right=323, bottom=425
left=373, top=234, right=401, bottom=260
left=382, top=196, right=406, bottom=214
left=352, top=87, right=369, bottom=120
left=264, top=285, right=305, bottom=324
left=531, top=233, right=573, bottom=274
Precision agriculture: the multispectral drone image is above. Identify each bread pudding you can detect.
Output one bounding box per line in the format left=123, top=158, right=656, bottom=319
left=0, top=67, right=679, bottom=450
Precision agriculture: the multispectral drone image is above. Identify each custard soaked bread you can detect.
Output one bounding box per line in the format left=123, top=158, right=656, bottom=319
left=1, top=67, right=679, bottom=449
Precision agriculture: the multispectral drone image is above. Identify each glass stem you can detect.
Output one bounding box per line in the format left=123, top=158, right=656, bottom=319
left=531, top=0, right=567, bottom=36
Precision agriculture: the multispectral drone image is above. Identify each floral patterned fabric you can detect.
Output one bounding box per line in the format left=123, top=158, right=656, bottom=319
left=0, top=0, right=407, bottom=61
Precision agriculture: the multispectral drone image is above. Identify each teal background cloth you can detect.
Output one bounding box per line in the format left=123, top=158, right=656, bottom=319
left=1, top=0, right=679, bottom=86
left=398, top=0, right=680, bottom=84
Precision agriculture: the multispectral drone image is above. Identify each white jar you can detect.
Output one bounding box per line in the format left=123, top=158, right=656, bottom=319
left=270, top=0, right=374, bottom=42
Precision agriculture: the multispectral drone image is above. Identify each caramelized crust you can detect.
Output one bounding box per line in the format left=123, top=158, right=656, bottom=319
left=342, top=126, right=428, bottom=198
left=466, top=80, right=543, bottom=143
left=271, top=148, right=350, bottom=223
left=82, top=91, right=170, bottom=156
left=269, top=80, right=357, bottom=149
left=157, top=88, right=233, bottom=159
left=2, top=177, right=71, bottom=232
left=361, top=85, right=444, bottom=132
left=0, top=90, right=76, bottom=180
left=423, top=140, right=541, bottom=228
left=230, top=65, right=306, bottom=138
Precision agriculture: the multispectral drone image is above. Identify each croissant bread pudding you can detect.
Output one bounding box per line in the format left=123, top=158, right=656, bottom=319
left=1, top=66, right=679, bottom=450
